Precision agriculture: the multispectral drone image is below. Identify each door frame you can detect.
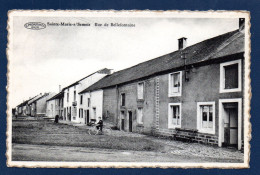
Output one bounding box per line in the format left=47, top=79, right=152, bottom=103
left=120, top=110, right=125, bottom=130
left=128, top=110, right=133, bottom=132
left=219, top=98, right=242, bottom=150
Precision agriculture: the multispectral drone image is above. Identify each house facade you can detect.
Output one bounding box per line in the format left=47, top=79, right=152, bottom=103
left=29, top=93, right=55, bottom=117
left=78, top=90, right=103, bottom=124
left=16, top=95, right=39, bottom=116
left=46, top=93, right=61, bottom=118
left=46, top=91, right=64, bottom=119
left=82, top=19, right=245, bottom=150
left=63, top=68, right=112, bottom=123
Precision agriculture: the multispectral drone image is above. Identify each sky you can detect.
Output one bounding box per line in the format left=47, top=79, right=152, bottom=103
left=9, top=16, right=239, bottom=108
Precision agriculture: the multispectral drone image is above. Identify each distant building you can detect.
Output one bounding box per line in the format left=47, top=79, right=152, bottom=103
left=46, top=91, right=64, bottom=119
left=81, top=19, right=245, bottom=150
left=63, top=68, right=112, bottom=123
left=16, top=95, right=38, bottom=116
left=28, top=93, right=55, bottom=117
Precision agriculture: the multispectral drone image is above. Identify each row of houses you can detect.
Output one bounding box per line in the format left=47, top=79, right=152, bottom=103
left=16, top=93, right=56, bottom=117
left=15, top=19, right=245, bottom=150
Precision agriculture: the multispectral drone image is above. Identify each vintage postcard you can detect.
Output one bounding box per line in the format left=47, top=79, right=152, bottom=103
left=6, top=10, right=251, bottom=168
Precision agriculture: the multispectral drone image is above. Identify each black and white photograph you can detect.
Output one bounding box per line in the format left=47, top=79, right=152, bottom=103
left=6, top=11, right=251, bottom=168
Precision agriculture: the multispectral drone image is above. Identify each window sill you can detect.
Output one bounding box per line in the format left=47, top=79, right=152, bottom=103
left=220, top=88, right=241, bottom=93
left=168, top=93, right=181, bottom=97
left=198, top=129, right=215, bottom=135
left=168, top=125, right=181, bottom=129
left=137, top=124, right=144, bottom=127
left=137, top=99, right=144, bottom=102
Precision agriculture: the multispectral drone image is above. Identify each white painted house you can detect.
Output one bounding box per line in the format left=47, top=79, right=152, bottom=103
left=78, top=89, right=103, bottom=124
left=63, top=68, right=112, bottom=123
left=46, top=95, right=59, bottom=118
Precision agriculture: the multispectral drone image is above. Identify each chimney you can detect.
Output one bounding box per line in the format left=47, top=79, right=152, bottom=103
left=178, top=37, right=187, bottom=50
left=59, top=85, right=61, bottom=92
left=98, top=68, right=114, bottom=75
left=239, top=18, right=245, bottom=31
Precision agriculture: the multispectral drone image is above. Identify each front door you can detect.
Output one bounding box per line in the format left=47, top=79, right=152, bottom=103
left=129, top=111, right=133, bottom=132
left=120, top=111, right=125, bottom=130
left=223, top=103, right=238, bottom=148
left=64, top=108, right=66, bottom=120
left=85, top=110, right=90, bottom=124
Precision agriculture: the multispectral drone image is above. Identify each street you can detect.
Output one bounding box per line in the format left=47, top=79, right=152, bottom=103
left=12, top=118, right=244, bottom=162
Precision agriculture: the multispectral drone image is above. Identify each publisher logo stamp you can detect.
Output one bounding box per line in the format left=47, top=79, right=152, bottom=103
left=24, top=22, right=46, bottom=30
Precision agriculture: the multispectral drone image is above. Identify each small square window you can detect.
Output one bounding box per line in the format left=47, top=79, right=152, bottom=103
left=220, top=60, right=241, bottom=93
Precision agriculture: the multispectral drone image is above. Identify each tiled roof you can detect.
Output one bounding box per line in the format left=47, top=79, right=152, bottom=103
left=28, top=93, right=50, bottom=104
left=17, top=95, right=39, bottom=107
left=62, top=68, right=112, bottom=90
left=79, top=29, right=244, bottom=93
left=46, top=91, right=64, bottom=101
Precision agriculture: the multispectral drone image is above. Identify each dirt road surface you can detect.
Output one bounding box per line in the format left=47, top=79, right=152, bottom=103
left=12, top=144, right=241, bottom=162
left=11, top=118, right=244, bottom=162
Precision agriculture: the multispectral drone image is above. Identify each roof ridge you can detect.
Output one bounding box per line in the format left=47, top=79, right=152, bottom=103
left=209, top=30, right=243, bottom=59
left=110, top=29, right=238, bottom=75
left=79, top=29, right=243, bottom=93
left=62, top=68, right=110, bottom=90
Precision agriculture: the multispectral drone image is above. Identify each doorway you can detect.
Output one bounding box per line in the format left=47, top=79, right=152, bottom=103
left=219, top=98, right=242, bottom=150
left=223, top=103, right=238, bottom=148
left=128, top=111, right=133, bottom=132
left=120, top=111, right=125, bottom=130
left=85, top=110, right=90, bottom=124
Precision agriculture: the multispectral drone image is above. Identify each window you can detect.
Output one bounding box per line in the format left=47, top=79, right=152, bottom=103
left=168, top=103, right=181, bottom=128
left=220, top=60, right=241, bottom=93
left=121, top=93, right=126, bottom=106
left=79, top=108, right=83, bottom=118
left=67, top=92, right=69, bottom=102
left=169, top=71, right=182, bottom=97
left=197, top=102, right=215, bottom=134
left=137, top=108, right=143, bottom=124
left=137, top=82, right=144, bottom=100
left=80, top=95, right=83, bottom=105
left=93, top=107, right=96, bottom=119
left=73, top=107, right=77, bottom=118
left=87, top=98, right=90, bottom=107
left=74, top=90, right=76, bottom=101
